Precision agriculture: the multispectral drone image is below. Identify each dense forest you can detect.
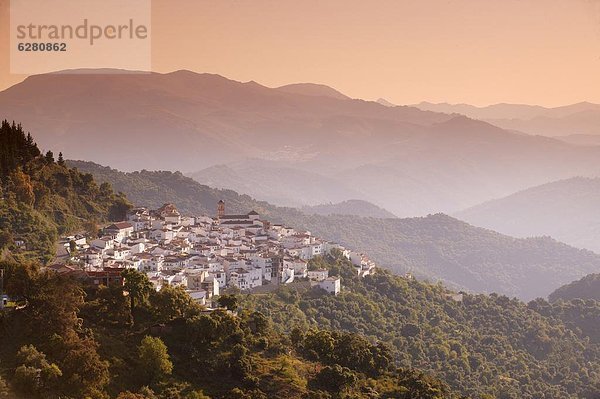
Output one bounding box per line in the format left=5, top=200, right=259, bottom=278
left=243, top=254, right=600, bottom=399
left=0, top=121, right=131, bottom=262
left=0, top=258, right=464, bottom=399
left=70, top=160, right=600, bottom=300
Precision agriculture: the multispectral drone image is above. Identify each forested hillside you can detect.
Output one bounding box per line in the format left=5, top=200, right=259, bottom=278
left=279, top=213, right=600, bottom=300
left=0, top=121, right=130, bottom=262
left=244, top=254, right=600, bottom=399
left=69, top=160, right=600, bottom=300
left=68, top=160, right=275, bottom=216
left=549, top=273, right=600, bottom=302
left=0, top=258, right=463, bottom=399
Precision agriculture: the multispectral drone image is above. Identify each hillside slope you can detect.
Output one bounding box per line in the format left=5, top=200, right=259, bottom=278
left=549, top=273, right=600, bottom=302
left=69, top=160, right=600, bottom=300
left=302, top=199, right=397, bottom=218
left=0, top=122, right=130, bottom=262
left=455, top=177, right=600, bottom=253
left=245, top=256, right=600, bottom=398
left=282, top=213, right=600, bottom=300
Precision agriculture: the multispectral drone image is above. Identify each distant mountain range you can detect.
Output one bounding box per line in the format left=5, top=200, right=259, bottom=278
left=456, top=177, right=600, bottom=253
left=413, top=101, right=600, bottom=138
left=3, top=70, right=600, bottom=218
left=69, top=160, right=600, bottom=300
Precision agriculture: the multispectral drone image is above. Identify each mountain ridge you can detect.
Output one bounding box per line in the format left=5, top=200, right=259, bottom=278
left=275, top=82, right=350, bottom=100
left=301, top=199, right=397, bottom=218
left=413, top=100, right=600, bottom=137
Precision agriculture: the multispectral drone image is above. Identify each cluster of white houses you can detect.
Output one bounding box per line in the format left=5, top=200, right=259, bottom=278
left=55, top=202, right=376, bottom=305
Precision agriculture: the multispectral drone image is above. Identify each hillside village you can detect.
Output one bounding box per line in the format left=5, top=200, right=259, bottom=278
left=50, top=201, right=376, bottom=306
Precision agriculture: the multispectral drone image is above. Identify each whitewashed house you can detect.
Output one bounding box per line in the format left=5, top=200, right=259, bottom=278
left=319, top=277, right=341, bottom=295
left=308, top=269, right=329, bottom=282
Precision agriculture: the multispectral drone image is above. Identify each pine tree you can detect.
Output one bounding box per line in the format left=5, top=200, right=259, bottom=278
left=58, top=152, right=65, bottom=166
left=45, top=150, right=54, bottom=164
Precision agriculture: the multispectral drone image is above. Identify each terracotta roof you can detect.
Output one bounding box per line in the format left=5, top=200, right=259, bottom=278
left=105, top=222, right=133, bottom=230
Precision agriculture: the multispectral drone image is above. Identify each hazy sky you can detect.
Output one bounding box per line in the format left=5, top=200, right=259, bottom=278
left=1, top=0, right=600, bottom=106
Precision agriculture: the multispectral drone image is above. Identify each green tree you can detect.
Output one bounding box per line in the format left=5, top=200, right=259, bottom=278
left=8, top=169, right=34, bottom=206
left=218, top=294, right=239, bottom=311
left=0, top=230, right=13, bottom=250
left=44, top=150, right=54, bottom=164
left=68, top=240, right=77, bottom=254
left=92, top=284, right=133, bottom=326
left=311, top=365, right=357, bottom=393
left=108, top=193, right=132, bottom=221
left=13, top=345, right=62, bottom=397
left=150, top=284, right=200, bottom=322
left=122, top=268, right=153, bottom=316
left=138, top=336, right=173, bottom=384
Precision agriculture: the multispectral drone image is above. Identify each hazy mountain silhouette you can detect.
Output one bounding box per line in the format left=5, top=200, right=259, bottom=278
left=2, top=69, right=600, bottom=216
left=376, top=98, right=397, bottom=107
left=456, top=177, right=600, bottom=253
left=554, top=134, right=600, bottom=147
left=275, top=83, right=350, bottom=100
left=0, top=69, right=450, bottom=173
left=414, top=101, right=600, bottom=137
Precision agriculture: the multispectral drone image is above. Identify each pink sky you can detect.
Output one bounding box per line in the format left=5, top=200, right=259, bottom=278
left=1, top=0, right=600, bottom=106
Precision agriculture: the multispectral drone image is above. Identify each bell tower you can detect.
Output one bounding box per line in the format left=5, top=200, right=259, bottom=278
left=217, top=200, right=225, bottom=218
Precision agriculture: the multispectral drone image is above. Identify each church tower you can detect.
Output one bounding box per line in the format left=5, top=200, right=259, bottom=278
left=217, top=200, right=225, bottom=218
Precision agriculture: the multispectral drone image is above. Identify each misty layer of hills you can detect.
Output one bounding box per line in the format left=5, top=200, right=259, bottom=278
left=3, top=70, right=600, bottom=218
left=456, top=177, right=600, bottom=253
left=412, top=100, right=600, bottom=139
left=188, top=160, right=368, bottom=207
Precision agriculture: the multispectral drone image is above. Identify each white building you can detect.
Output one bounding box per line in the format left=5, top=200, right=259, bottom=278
left=308, top=269, right=329, bottom=282
left=319, top=277, right=341, bottom=295
left=103, top=222, right=134, bottom=242
left=284, top=258, right=308, bottom=278
left=91, top=237, right=115, bottom=251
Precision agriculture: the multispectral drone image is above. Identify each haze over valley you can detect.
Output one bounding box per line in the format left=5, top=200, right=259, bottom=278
left=2, top=70, right=600, bottom=221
